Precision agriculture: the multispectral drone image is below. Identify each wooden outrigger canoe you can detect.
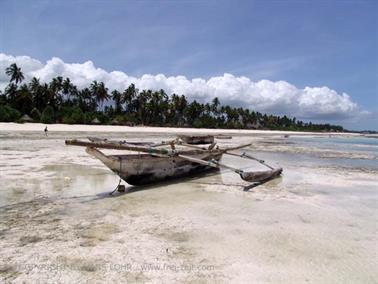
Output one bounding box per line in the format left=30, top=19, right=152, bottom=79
left=65, top=138, right=282, bottom=186
left=85, top=147, right=223, bottom=185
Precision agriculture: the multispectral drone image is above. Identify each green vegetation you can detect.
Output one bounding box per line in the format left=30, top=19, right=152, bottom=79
left=30, top=108, right=41, bottom=121
left=0, top=63, right=344, bottom=132
left=0, top=105, right=21, bottom=122
left=40, top=106, right=55, bottom=124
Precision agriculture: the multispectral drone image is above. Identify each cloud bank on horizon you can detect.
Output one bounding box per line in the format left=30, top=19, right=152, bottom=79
left=0, top=53, right=365, bottom=121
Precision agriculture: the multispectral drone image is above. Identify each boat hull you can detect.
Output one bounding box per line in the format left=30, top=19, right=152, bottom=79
left=86, top=147, right=223, bottom=186
left=178, top=135, right=215, bottom=145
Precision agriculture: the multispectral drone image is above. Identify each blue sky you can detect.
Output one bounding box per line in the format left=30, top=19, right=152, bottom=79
left=0, top=0, right=377, bottom=130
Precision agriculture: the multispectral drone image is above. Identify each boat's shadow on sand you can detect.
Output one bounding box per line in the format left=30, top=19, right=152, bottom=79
left=92, top=170, right=281, bottom=201
left=96, top=170, right=222, bottom=199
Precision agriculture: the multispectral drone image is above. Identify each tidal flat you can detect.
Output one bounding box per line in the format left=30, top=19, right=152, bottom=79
left=0, top=126, right=377, bottom=283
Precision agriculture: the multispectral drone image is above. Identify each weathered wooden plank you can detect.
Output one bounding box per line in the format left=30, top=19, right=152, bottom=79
left=66, top=139, right=172, bottom=156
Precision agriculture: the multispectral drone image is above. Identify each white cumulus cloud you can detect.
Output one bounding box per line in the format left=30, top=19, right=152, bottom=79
left=0, top=53, right=364, bottom=120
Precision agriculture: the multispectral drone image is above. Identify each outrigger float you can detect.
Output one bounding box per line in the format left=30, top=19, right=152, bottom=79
left=65, top=136, right=282, bottom=186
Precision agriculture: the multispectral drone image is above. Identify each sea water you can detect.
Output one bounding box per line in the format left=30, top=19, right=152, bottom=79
left=245, top=135, right=378, bottom=171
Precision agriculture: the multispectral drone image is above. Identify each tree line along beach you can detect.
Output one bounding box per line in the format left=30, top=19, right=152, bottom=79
left=1, top=63, right=346, bottom=132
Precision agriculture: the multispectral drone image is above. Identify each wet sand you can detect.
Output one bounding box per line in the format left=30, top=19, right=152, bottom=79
left=0, top=126, right=377, bottom=283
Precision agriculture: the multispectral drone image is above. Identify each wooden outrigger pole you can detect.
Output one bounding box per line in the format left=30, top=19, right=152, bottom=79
left=177, top=154, right=282, bottom=183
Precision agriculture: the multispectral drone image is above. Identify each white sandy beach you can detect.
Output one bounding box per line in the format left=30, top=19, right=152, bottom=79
left=0, top=122, right=364, bottom=136
left=0, top=123, right=377, bottom=283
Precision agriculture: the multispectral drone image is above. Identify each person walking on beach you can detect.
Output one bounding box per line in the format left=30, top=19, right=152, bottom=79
left=44, top=126, right=48, bottom=136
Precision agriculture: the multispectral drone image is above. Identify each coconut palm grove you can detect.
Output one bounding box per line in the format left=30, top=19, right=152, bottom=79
left=0, top=63, right=344, bottom=132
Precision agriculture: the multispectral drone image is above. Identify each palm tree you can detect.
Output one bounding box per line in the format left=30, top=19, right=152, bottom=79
left=15, top=84, right=33, bottom=114
left=89, top=81, right=99, bottom=93
left=175, top=95, right=188, bottom=126
left=168, top=93, right=180, bottom=124
left=29, top=77, right=45, bottom=111
left=147, top=89, right=168, bottom=125
left=111, top=90, right=122, bottom=114
left=79, top=88, right=95, bottom=112
left=5, top=63, right=24, bottom=85
left=0, top=89, right=5, bottom=105
left=121, top=83, right=138, bottom=114
left=137, top=90, right=151, bottom=124
left=62, top=77, right=75, bottom=103
left=89, top=81, right=99, bottom=109
left=185, top=100, right=203, bottom=126
left=90, top=81, right=109, bottom=109
left=48, top=76, right=64, bottom=108
left=211, top=97, right=220, bottom=114
left=4, top=83, right=18, bottom=106
left=96, top=82, right=109, bottom=109
left=29, top=77, right=40, bottom=92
